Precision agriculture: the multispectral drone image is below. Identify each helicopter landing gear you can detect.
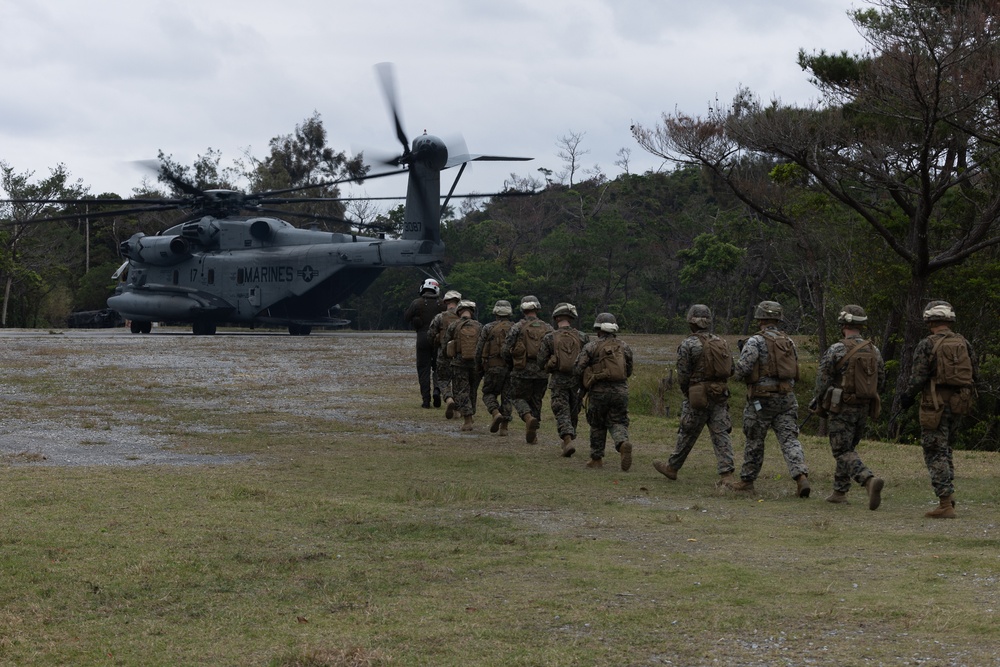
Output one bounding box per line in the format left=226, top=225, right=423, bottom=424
left=288, top=323, right=312, bottom=336
left=129, top=320, right=152, bottom=334
left=192, top=321, right=217, bottom=336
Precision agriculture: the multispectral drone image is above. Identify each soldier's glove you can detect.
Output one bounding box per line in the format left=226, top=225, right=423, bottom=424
left=808, top=397, right=819, bottom=413
left=900, top=394, right=915, bottom=410
left=737, top=338, right=746, bottom=352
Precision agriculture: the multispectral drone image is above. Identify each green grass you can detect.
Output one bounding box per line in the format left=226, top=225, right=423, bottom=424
left=0, top=331, right=997, bottom=665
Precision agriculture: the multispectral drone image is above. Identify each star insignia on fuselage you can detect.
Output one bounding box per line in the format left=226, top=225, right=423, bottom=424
left=298, top=266, right=319, bottom=283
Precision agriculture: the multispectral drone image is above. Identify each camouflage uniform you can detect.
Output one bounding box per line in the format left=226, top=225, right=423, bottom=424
left=902, top=327, right=978, bottom=499
left=575, top=334, right=634, bottom=461
left=427, top=306, right=461, bottom=402
left=733, top=325, right=808, bottom=484
left=814, top=334, right=886, bottom=494
left=502, top=317, right=553, bottom=425
left=476, top=318, right=513, bottom=427
left=537, top=327, right=590, bottom=440
left=403, top=293, right=444, bottom=407
left=667, top=332, right=735, bottom=475
left=444, top=316, right=482, bottom=418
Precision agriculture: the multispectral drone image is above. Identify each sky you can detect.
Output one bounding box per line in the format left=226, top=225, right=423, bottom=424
left=0, top=0, right=869, bottom=213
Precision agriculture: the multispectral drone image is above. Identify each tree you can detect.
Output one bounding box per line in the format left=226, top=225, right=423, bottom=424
left=632, top=0, right=1000, bottom=403
left=555, top=131, right=590, bottom=188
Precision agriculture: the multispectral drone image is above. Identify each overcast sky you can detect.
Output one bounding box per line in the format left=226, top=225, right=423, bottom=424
left=1, top=0, right=868, bottom=210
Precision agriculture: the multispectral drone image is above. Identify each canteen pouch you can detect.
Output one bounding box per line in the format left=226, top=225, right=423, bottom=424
left=919, top=402, right=944, bottom=430
left=949, top=387, right=974, bottom=416
left=705, top=381, right=728, bottom=403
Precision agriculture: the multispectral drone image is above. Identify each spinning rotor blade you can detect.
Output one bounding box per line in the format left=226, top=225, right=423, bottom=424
left=0, top=204, right=187, bottom=226
left=375, top=62, right=410, bottom=162
left=254, top=208, right=351, bottom=226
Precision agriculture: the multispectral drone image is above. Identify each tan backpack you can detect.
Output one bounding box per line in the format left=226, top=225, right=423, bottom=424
left=546, top=329, right=583, bottom=374
left=761, top=330, right=799, bottom=382
left=436, top=310, right=460, bottom=353
left=583, top=338, right=628, bottom=389
left=837, top=339, right=879, bottom=400
left=482, top=320, right=512, bottom=369
left=455, top=319, right=480, bottom=360
left=932, top=333, right=974, bottom=387
left=693, top=332, right=733, bottom=382
left=512, top=320, right=549, bottom=370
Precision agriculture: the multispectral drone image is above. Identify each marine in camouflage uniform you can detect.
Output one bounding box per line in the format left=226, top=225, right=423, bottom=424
left=501, top=296, right=553, bottom=444
left=443, top=300, right=482, bottom=431
left=574, top=313, right=634, bottom=471
left=476, top=300, right=515, bottom=436
left=652, top=305, right=735, bottom=488
left=537, top=302, right=589, bottom=457
left=402, top=279, right=445, bottom=408
left=811, top=305, right=886, bottom=509
left=900, top=300, right=978, bottom=519
left=732, top=300, right=810, bottom=497
left=426, top=290, right=462, bottom=409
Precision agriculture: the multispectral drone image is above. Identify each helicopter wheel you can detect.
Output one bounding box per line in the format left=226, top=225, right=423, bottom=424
left=130, top=320, right=152, bottom=334
left=193, top=322, right=217, bottom=336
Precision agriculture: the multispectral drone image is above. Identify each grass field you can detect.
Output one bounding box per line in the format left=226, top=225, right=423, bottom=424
left=0, top=330, right=997, bottom=666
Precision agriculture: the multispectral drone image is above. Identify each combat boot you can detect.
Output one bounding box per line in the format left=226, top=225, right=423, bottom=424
left=864, top=476, right=884, bottom=511
left=716, top=472, right=736, bottom=489
left=433, top=390, right=441, bottom=408
left=731, top=479, right=755, bottom=493
left=618, top=441, right=632, bottom=471
left=489, top=410, right=503, bottom=434
left=586, top=457, right=603, bottom=469
left=524, top=414, right=539, bottom=444
left=795, top=473, right=811, bottom=498
left=652, top=460, right=678, bottom=480
left=445, top=398, right=457, bottom=419
left=825, top=491, right=849, bottom=504
left=498, top=423, right=509, bottom=437
left=925, top=494, right=957, bottom=519
left=561, top=435, right=576, bottom=458
left=461, top=415, right=474, bottom=432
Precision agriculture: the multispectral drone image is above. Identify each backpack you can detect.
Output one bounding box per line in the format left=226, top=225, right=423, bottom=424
left=547, top=329, right=583, bottom=374
left=436, top=310, right=460, bottom=353
left=837, top=339, right=879, bottom=400
left=932, top=332, right=974, bottom=386
left=693, top=333, right=733, bottom=382
left=456, top=319, right=480, bottom=360
left=512, top=320, right=549, bottom=369
left=761, top=330, right=799, bottom=382
left=482, top=320, right=512, bottom=369
left=583, top=338, right=628, bottom=389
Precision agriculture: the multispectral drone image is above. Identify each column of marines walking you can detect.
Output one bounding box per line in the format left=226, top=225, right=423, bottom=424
left=406, top=283, right=978, bottom=519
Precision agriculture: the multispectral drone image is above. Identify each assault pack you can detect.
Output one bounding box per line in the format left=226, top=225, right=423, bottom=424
left=836, top=339, right=879, bottom=400
left=546, top=329, right=583, bottom=374
left=511, top=320, right=549, bottom=369
left=435, top=310, right=460, bottom=354
left=583, top=338, right=628, bottom=389
left=747, top=329, right=798, bottom=396
left=931, top=333, right=974, bottom=387
left=692, top=332, right=733, bottom=382
left=481, top=320, right=512, bottom=369
left=455, top=319, right=481, bottom=360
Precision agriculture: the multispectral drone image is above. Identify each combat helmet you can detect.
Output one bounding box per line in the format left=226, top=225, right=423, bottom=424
left=443, top=290, right=462, bottom=303
left=922, top=300, right=956, bottom=323
left=420, top=278, right=440, bottom=297
left=493, top=300, right=513, bottom=317
left=456, top=300, right=477, bottom=316
left=754, top=300, right=783, bottom=320
left=552, top=302, right=578, bottom=320
left=837, top=304, right=868, bottom=326
left=520, top=295, right=541, bottom=312
left=686, top=304, right=712, bottom=330
left=593, top=312, right=619, bottom=333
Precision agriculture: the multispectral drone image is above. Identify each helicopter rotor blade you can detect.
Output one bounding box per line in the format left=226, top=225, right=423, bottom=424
left=375, top=62, right=410, bottom=163
left=0, top=204, right=186, bottom=226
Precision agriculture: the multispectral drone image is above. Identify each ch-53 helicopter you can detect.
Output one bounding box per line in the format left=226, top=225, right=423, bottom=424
left=2, top=63, right=530, bottom=335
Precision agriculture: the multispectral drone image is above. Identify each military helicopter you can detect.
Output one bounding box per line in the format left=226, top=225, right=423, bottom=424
left=1, top=63, right=530, bottom=335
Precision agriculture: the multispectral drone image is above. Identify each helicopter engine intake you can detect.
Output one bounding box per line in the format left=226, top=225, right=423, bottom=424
left=119, top=233, right=191, bottom=266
